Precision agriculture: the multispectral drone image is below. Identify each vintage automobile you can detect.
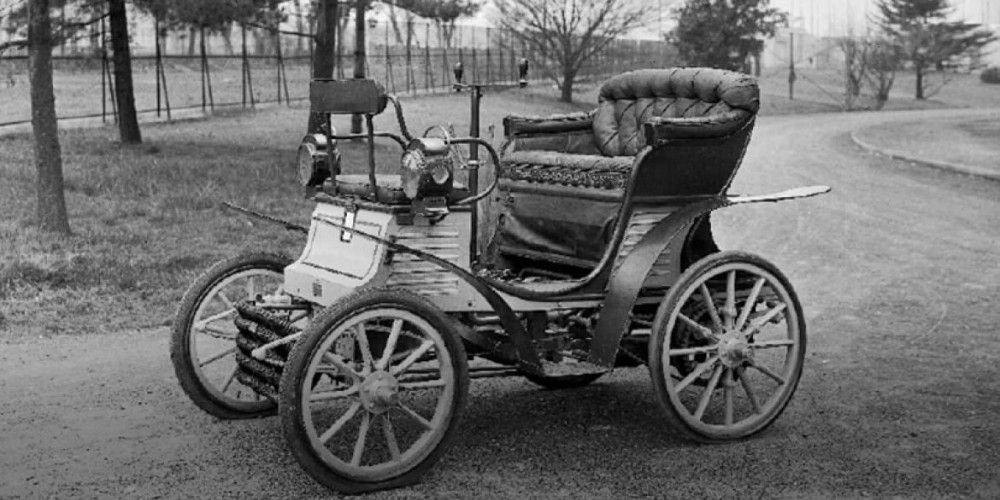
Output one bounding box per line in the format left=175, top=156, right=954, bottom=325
left=170, top=64, right=829, bottom=493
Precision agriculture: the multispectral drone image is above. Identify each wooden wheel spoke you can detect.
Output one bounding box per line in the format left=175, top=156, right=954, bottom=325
left=724, top=270, right=737, bottom=329
left=745, top=303, right=788, bottom=336
left=724, top=370, right=735, bottom=426
left=194, top=309, right=237, bottom=330
left=693, top=365, right=724, bottom=421
left=377, top=319, right=404, bottom=371
left=245, top=276, right=256, bottom=300
left=351, top=412, right=372, bottom=467
left=398, top=379, right=446, bottom=390
left=214, top=291, right=236, bottom=311
left=353, top=324, right=375, bottom=375
left=668, top=344, right=718, bottom=357
left=677, top=313, right=715, bottom=340
left=221, top=366, right=238, bottom=392
left=201, top=325, right=236, bottom=338
left=736, top=367, right=762, bottom=414
left=320, top=401, right=362, bottom=444
left=699, top=283, right=724, bottom=333
left=750, top=339, right=795, bottom=349
left=199, top=346, right=236, bottom=367
left=321, top=352, right=364, bottom=381
left=735, top=278, right=766, bottom=331
left=674, top=355, right=719, bottom=392
left=391, top=340, right=435, bottom=376
left=310, top=385, right=360, bottom=403
left=382, top=414, right=402, bottom=462
left=397, top=402, right=433, bottom=430
left=749, top=361, right=787, bottom=385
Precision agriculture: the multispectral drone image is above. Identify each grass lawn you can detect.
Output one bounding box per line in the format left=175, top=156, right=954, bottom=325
left=0, top=87, right=588, bottom=339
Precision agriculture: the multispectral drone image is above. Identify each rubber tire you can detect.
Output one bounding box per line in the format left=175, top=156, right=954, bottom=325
left=648, top=251, right=806, bottom=443
left=279, top=288, right=469, bottom=494
left=523, top=372, right=604, bottom=390
left=170, top=252, right=291, bottom=419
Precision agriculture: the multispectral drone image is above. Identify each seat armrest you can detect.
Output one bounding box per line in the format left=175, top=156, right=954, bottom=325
left=504, top=111, right=595, bottom=137
left=643, top=110, right=752, bottom=145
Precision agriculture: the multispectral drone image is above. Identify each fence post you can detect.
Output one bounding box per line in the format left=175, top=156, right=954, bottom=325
left=155, top=16, right=161, bottom=117
left=101, top=13, right=107, bottom=123
left=424, top=23, right=432, bottom=92
left=405, top=20, right=413, bottom=93
left=485, top=27, right=491, bottom=82
left=200, top=27, right=214, bottom=112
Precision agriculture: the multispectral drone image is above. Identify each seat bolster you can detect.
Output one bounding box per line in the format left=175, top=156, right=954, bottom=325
left=643, top=109, right=752, bottom=145
left=503, top=111, right=595, bottom=136
left=501, top=151, right=634, bottom=190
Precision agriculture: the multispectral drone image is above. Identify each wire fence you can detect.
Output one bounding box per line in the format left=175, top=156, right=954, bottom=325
left=0, top=12, right=673, bottom=127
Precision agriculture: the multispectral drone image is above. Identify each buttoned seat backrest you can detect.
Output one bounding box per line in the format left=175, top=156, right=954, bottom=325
left=593, top=68, right=760, bottom=157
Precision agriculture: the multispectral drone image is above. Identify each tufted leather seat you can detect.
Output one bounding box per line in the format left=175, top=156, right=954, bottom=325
left=491, top=68, right=759, bottom=270
left=500, top=67, right=759, bottom=189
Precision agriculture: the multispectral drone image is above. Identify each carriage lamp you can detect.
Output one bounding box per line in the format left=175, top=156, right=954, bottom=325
left=400, top=137, right=454, bottom=201
left=296, top=132, right=339, bottom=187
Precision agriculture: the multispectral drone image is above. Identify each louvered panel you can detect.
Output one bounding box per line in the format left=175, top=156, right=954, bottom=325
left=387, top=223, right=462, bottom=297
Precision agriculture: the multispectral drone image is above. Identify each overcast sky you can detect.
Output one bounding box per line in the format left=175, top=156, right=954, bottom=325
left=649, top=0, right=999, bottom=37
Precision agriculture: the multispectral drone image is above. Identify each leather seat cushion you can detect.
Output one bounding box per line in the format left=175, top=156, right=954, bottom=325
left=334, top=174, right=470, bottom=204
left=500, top=151, right=634, bottom=190
left=593, top=68, right=760, bottom=156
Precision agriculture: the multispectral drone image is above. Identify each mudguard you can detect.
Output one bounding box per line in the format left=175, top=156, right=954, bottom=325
left=308, top=216, right=544, bottom=375
left=587, top=185, right=830, bottom=367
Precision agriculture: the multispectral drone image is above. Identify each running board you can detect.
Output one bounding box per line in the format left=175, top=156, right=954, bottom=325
left=540, top=359, right=610, bottom=377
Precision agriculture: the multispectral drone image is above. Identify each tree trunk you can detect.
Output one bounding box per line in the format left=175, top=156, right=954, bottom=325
left=29, top=0, right=71, bottom=234
left=351, top=0, right=367, bottom=134
left=307, top=0, right=338, bottom=133
left=108, top=0, right=141, bottom=143
left=560, top=69, right=576, bottom=103
left=915, top=65, right=925, bottom=100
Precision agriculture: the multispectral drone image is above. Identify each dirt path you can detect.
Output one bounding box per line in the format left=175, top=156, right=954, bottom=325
left=3, top=108, right=1000, bottom=499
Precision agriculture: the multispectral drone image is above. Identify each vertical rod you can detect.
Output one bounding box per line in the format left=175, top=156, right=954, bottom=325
left=366, top=114, right=378, bottom=200
left=155, top=16, right=161, bottom=117
left=101, top=12, right=107, bottom=123
left=468, top=86, right=482, bottom=265
left=200, top=27, right=207, bottom=111
left=241, top=24, right=247, bottom=108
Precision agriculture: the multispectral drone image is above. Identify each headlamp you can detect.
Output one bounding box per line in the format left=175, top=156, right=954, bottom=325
left=400, top=137, right=454, bottom=201
left=296, top=132, right=338, bottom=187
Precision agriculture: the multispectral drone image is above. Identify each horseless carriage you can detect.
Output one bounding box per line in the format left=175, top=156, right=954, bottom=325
left=170, top=63, right=830, bottom=493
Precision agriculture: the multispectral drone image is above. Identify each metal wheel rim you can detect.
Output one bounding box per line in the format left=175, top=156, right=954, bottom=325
left=188, top=268, right=286, bottom=410
left=659, top=262, right=802, bottom=438
left=300, top=307, right=456, bottom=482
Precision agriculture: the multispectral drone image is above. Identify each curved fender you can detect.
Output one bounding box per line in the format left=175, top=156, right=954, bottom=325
left=588, top=198, right=730, bottom=367
left=312, top=217, right=543, bottom=374
left=587, top=185, right=831, bottom=367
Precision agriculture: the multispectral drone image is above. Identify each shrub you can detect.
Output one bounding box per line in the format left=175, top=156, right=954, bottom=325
left=982, top=67, right=1000, bottom=84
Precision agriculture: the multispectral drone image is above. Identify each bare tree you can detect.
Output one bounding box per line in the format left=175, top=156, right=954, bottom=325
left=307, top=0, right=338, bottom=133
left=839, top=35, right=869, bottom=110
left=494, top=0, right=645, bottom=102
left=29, top=0, right=71, bottom=234
left=108, top=0, right=142, bottom=144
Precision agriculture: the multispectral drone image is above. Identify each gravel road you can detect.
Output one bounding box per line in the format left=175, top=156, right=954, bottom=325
left=2, top=108, right=999, bottom=499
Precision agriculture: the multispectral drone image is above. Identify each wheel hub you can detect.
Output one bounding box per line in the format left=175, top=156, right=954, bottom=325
left=359, top=371, right=399, bottom=414
left=718, top=333, right=752, bottom=368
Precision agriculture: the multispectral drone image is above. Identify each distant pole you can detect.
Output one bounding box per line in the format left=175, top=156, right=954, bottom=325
left=155, top=16, right=161, bottom=117
left=788, top=32, right=796, bottom=100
